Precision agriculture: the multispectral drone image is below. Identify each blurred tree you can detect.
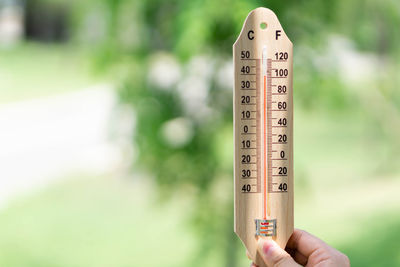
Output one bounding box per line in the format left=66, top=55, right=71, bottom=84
left=25, top=0, right=70, bottom=42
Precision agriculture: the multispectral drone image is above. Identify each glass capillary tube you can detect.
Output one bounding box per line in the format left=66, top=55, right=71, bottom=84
left=262, top=46, right=268, bottom=76
left=262, top=45, right=267, bottom=219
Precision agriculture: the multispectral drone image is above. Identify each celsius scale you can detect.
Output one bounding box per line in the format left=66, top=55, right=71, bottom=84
left=233, top=7, right=294, bottom=266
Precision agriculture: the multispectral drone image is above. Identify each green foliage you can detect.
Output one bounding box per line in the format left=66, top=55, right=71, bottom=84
left=2, top=0, right=399, bottom=265
left=74, top=0, right=400, bottom=265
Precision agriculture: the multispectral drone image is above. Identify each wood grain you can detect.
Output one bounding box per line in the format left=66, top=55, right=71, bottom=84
left=233, top=7, right=293, bottom=266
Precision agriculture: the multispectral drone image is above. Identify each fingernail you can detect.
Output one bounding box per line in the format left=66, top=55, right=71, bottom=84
left=257, top=238, right=277, bottom=257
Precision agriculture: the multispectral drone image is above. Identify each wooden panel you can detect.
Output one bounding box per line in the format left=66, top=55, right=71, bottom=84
left=233, top=7, right=293, bottom=266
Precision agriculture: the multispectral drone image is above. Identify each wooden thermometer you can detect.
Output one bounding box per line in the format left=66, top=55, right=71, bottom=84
left=233, top=7, right=293, bottom=266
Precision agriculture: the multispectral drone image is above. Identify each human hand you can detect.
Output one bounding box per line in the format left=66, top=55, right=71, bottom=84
left=250, top=229, right=350, bottom=267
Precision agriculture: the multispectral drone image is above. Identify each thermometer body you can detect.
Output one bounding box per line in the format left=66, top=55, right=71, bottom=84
left=233, top=8, right=293, bottom=266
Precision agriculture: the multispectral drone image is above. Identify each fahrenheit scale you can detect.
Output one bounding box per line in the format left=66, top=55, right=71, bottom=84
left=233, top=8, right=293, bottom=266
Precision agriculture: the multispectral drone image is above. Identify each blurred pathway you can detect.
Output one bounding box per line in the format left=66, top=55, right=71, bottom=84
left=0, top=85, right=124, bottom=208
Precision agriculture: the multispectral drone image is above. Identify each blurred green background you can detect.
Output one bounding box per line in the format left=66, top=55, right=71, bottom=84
left=1, top=0, right=400, bottom=266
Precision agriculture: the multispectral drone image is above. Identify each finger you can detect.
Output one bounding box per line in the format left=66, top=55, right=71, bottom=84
left=286, top=247, right=307, bottom=266
left=286, top=229, right=329, bottom=258
left=257, top=238, right=300, bottom=267
left=246, top=250, right=252, bottom=260
left=250, top=263, right=258, bottom=267
left=291, top=250, right=308, bottom=266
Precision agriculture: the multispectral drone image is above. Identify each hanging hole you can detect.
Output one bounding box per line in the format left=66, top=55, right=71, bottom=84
left=260, top=22, right=267, bottom=30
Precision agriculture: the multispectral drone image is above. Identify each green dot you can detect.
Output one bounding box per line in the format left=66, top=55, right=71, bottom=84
left=260, top=22, right=267, bottom=29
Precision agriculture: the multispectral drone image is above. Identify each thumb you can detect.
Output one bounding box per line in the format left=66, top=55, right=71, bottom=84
left=257, top=238, right=300, bottom=267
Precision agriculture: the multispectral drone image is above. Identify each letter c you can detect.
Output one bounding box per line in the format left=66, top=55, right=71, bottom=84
left=248, top=30, right=254, bottom=40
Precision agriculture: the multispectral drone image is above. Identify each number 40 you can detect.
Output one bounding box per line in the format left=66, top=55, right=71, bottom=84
left=278, top=183, right=288, bottom=191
